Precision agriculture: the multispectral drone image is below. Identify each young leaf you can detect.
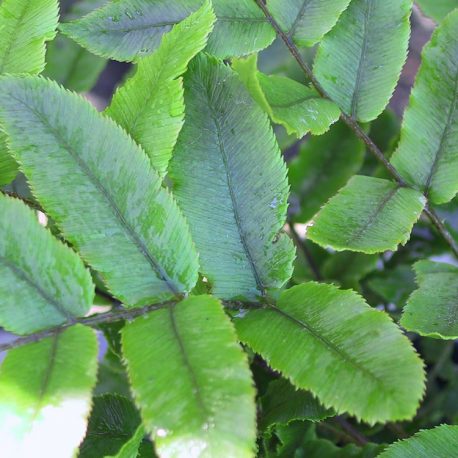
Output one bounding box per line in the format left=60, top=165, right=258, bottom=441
left=400, top=261, right=458, bottom=339
left=378, top=424, right=458, bottom=457
left=288, top=122, right=365, bottom=222
left=233, top=55, right=340, bottom=138
left=416, top=0, right=458, bottom=22
left=0, top=325, right=98, bottom=457
left=390, top=10, right=458, bottom=205
left=0, top=195, right=93, bottom=335
left=110, top=425, right=149, bottom=458
left=307, top=176, right=426, bottom=254
left=60, top=0, right=275, bottom=61
left=235, top=282, right=425, bottom=424
left=79, top=394, right=145, bottom=458
left=122, top=295, right=256, bottom=457
left=43, top=35, right=107, bottom=93
left=106, top=0, right=216, bottom=176
left=313, top=0, right=412, bottom=122
left=169, top=54, right=295, bottom=300
left=0, top=76, right=199, bottom=306
left=266, top=0, right=351, bottom=47
left=0, top=0, right=59, bottom=75
left=261, top=379, right=333, bottom=431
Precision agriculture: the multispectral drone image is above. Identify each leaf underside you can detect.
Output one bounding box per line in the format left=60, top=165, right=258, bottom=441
left=0, top=75, right=199, bottom=307
left=307, top=175, right=426, bottom=254
left=122, top=295, right=256, bottom=457
left=235, top=282, right=425, bottom=424
left=169, top=53, right=295, bottom=300
left=0, top=326, right=98, bottom=458
left=0, top=195, right=94, bottom=334
left=390, top=10, right=458, bottom=204
left=314, top=0, right=412, bottom=122
left=401, top=260, right=458, bottom=339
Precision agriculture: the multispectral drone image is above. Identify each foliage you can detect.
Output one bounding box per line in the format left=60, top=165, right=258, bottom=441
left=0, top=0, right=457, bottom=456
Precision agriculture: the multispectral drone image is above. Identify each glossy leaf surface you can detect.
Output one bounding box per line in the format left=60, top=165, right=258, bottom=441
left=170, top=54, right=294, bottom=300
left=0, top=75, right=199, bottom=306
left=122, top=295, right=256, bottom=457
left=235, top=282, right=425, bottom=423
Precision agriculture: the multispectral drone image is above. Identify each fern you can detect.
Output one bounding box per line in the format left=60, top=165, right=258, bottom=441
left=122, top=296, right=256, bottom=457
left=400, top=260, right=458, bottom=339
left=390, top=10, right=458, bottom=204
left=0, top=195, right=94, bottom=334
left=169, top=53, right=295, bottom=299
left=378, top=424, right=458, bottom=457
left=0, top=75, right=199, bottom=306
left=105, top=0, right=216, bottom=175
left=313, top=0, right=412, bottom=122
left=233, top=54, right=340, bottom=137
left=0, top=326, right=98, bottom=457
left=60, top=0, right=275, bottom=61
left=307, top=176, right=426, bottom=253
left=266, top=0, right=351, bottom=47
left=235, top=282, right=425, bottom=424
left=1, top=0, right=458, bottom=454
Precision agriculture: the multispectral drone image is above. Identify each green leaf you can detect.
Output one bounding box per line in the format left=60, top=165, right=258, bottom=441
left=79, top=394, right=144, bottom=458
left=378, top=424, right=458, bottom=457
left=416, top=0, right=458, bottom=22
left=0, top=194, right=93, bottom=334
left=288, top=122, right=365, bottom=222
left=0, top=75, right=199, bottom=306
left=400, top=260, right=458, bottom=339
left=106, top=0, right=216, bottom=176
left=313, top=0, right=412, bottom=122
left=390, top=10, right=458, bottom=205
left=66, top=0, right=109, bottom=20
left=235, top=282, right=425, bottom=423
left=60, top=0, right=275, bottom=61
left=0, top=0, right=59, bottom=75
left=307, top=176, right=426, bottom=254
left=169, top=54, right=294, bottom=300
left=266, top=0, right=351, bottom=47
left=43, top=34, right=107, bottom=93
left=0, top=139, right=18, bottom=186
left=0, top=325, right=98, bottom=457
left=261, top=378, right=333, bottom=431
left=109, top=425, right=149, bottom=458
left=233, top=55, right=340, bottom=138
left=122, top=295, right=256, bottom=457
left=321, top=251, right=378, bottom=289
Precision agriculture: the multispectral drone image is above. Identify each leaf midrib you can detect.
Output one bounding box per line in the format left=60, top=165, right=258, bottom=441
left=211, top=109, right=265, bottom=295
left=0, top=255, right=74, bottom=322
left=9, top=92, right=180, bottom=297
left=31, top=332, right=60, bottom=423
left=0, top=0, right=29, bottom=74
left=350, top=0, right=374, bottom=119
left=287, top=0, right=312, bottom=39
left=168, top=305, right=209, bottom=423
left=345, top=185, right=399, bottom=246
left=80, top=15, right=267, bottom=35
left=269, top=304, right=388, bottom=390
left=424, top=68, right=458, bottom=197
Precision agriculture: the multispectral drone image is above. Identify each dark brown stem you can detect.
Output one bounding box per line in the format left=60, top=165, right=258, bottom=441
left=255, top=0, right=458, bottom=260
left=334, top=417, right=369, bottom=446
left=288, top=221, right=322, bottom=281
